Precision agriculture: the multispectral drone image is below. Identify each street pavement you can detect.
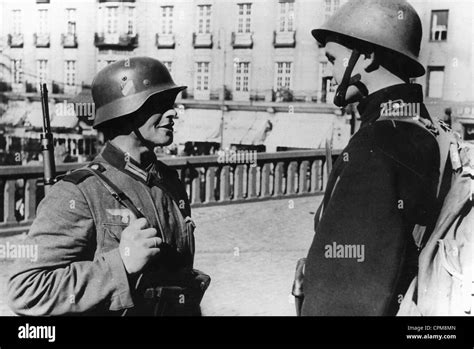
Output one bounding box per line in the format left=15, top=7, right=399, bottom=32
left=0, top=195, right=322, bottom=316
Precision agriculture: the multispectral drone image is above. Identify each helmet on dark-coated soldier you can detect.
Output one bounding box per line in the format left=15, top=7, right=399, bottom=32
left=92, top=57, right=186, bottom=129
left=312, top=0, right=425, bottom=77
left=311, top=0, right=425, bottom=107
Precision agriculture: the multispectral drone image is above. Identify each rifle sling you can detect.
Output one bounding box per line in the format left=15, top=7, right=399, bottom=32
left=83, top=164, right=164, bottom=241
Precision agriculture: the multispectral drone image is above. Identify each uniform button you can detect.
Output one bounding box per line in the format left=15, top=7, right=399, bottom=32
left=144, top=288, right=155, bottom=299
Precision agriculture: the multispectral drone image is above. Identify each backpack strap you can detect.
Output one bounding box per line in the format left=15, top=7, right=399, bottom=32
left=376, top=113, right=457, bottom=249
left=376, top=113, right=456, bottom=197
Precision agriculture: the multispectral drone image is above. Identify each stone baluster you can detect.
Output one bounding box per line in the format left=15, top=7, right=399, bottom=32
left=3, top=180, right=16, bottom=223
left=234, top=165, right=245, bottom=200
left=191, top=168, right=202, bottom=204
left=205, top=166, right=217, bottom=203
left=274, top=162, right=284, bottom=196
left=299, top=161, right=309, bottom=193
left=219, top=165, right=231, bottom=201
left=287, top=161, right=298, bottom=194
left=261, top=163, right=271, bottom=197
left=24, top=179, right=37, bottom=221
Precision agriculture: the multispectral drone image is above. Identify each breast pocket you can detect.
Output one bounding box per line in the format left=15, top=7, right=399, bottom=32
left=100, top=222, right=128, bottom=252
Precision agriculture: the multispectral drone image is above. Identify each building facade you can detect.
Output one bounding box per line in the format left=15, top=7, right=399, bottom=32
left=0, top=0, right=473, bottom=156
left=410, top=0, right=474, bottom=139
left=0, top=0, right=345, bottom=103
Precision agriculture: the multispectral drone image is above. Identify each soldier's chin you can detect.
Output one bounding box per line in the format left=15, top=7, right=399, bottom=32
left=159, top=135, right=173, bottom=147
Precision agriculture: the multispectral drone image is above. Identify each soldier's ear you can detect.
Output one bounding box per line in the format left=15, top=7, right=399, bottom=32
left=363, top=50, right=379, bottom=73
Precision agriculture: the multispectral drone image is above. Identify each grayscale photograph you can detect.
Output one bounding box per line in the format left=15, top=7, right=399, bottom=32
left=0, top=0, right=472, bottom=344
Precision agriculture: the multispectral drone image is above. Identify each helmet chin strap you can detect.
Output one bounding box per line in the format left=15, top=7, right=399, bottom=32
left=133, top=128, right=156, bottom=153
left=333, top=49, right=369, bottom=107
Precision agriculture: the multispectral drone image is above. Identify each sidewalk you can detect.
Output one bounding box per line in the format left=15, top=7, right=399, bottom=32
left=0, top=195, right=321, bottom=316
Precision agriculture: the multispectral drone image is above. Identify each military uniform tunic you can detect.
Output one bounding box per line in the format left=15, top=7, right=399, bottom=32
left=302, top=84, right=440, bottom=316
left=8, top=142, right=193, bottom=316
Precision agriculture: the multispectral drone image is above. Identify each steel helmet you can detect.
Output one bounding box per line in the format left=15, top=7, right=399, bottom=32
left=312, top=0, right=425, bottom=78
left=92, top=57, right=186, bottom=128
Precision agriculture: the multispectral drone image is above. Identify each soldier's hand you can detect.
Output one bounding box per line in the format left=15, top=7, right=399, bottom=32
left=119, top=217, right=162, bottom=275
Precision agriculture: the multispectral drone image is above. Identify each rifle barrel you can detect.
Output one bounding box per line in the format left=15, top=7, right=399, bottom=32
left=40, top=83, right=56, bottom=194
left=40, top=84, right=51, bottom=133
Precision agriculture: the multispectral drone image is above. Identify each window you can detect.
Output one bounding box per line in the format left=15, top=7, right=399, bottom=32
left=275, top=62, right=292, bottom=89
left=430, top=10, right=448, bottom=41
left=66, top=8, right=76, bottom=35
left=163, top=61, right=172, bottom=74
left=237, top=4, right=252, bottom=33
left=195, top=62, right=210, bottom=91
left=37, top=60, right=48, bottom=86
left=12, top=60, right=23, bottom=84
left=197, top=5, right=212, bottom=34
left=126, top=6, right=135, bottom=35
left=161, top=6, right=174, bottom=34
left=427, top=66, right=444, bottom=98
left=38, top=9, right=49, bottom=34
left=65, top=60, right=76, bottom=86
left=278, top=1, right=295, bottom=32
left=12, top=10, right=22, bottom=34
left=105, top=6, right=118, bottom=34
left=324, top=0, right=340, bottom=20
left=234, top=62, right=250, bottom=92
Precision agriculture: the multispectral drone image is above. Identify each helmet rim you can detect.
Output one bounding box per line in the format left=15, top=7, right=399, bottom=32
left=93, top=84, right=186, bottom=129
left=312, top=28, right=425, bottom=78
left=311, top=0, right=426, bottom=78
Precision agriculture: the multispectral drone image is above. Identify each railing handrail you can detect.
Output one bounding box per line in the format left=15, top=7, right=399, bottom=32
left=0, top=149, right=341, bottom=177
left=0, top=149, right=338, bottom=235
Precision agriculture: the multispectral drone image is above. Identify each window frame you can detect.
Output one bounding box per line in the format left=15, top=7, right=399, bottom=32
left=37, top=59, right=48, bottom=86
left=37, top=8, right=49, bottom=34
left=161, top=6, right=174, bottom=35
left=195, top=62, right=210, bottom=92
left=234, top=61, right=251, bottom=92
left=65, top=8, right=77, bottom=35
left=12, top=59, right=23, bottom=85
left=429, top=9, right=449, bottom=42
left=237, top=3, right=252, bottom=34
left=65, top=60, right=76, bottom=87
left=426, top=66, right=445, bottom=98
left=104, top=6, right=119, bottom=35
left=197, top=4, right=212, bottom=34
left=324, top=0, right=340, bottom=21
left=163, top=61, right=173, bottom=74
left=12, top=9, right=22, bottom=34
left=274, top=61, right=293, bottom=90
left=278, top=1, right=295, bottom=33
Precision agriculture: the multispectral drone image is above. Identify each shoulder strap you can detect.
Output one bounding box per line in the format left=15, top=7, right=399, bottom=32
left=61, top=168, right=95, bottom=184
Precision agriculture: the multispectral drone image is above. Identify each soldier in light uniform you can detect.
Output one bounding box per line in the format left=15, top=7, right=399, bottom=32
left=8, top=57, right=209, bottom=316
left=297, top=0, right=441, bottom=315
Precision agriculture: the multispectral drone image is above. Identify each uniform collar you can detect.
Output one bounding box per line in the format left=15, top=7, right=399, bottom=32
left=100, top=141, right=161, bottom=185
left=357, top=83, right=424, bottom=125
